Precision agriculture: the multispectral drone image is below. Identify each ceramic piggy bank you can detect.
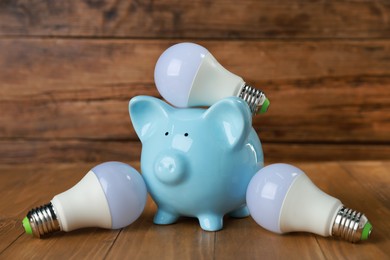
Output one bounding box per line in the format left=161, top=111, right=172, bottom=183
left=129, top=95, right=263, bottom=231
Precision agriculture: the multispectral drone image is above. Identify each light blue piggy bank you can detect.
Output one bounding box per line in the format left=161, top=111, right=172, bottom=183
left=129, top=96, right=263, bottom=231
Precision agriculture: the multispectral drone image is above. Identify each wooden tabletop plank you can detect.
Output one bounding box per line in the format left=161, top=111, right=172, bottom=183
left=106, top=198, right=216, bottom=259
left=0, top=163, right=94, bottom=254
left=214, top=214, right=326, bottom=260
left=0, top=0, right=389, bottom=39
left=0, top=161, right=388, bottom=259
left=340, top=161, right=390, bottom=258
left=0, top=163, right=120, bottom=259
left=0, top=167, right=32, bottom=254
left=0, top=228, right=120, bottom=260
left=341, top=161, right=390, bottom=210
left=301, top=162, right=390, bottom=259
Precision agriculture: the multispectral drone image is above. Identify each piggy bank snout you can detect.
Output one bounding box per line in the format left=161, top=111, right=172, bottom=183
left=154, top=152, right=187, bottom=185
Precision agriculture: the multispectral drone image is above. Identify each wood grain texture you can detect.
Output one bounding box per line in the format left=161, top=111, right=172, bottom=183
left=1, top=140, right=390, bottom=164
left=1, top=0, right=390, bottom=163
left=0, top=161, right=388, bottom=259
left=0, top=39, right=389, bottom=162
left=0, top=140, right=142, bottom=163
left=302, top=162, right=390, bottom=259
left=0, top=0, right=389, bottom=39
left=107, top=199, right=216, bottom=259
left=0, top=0, right=388, bottom=257
left=214, top=217, right=326, bottom=260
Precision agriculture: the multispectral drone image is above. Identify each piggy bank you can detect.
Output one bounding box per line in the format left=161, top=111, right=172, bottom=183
left=129, top=95, right=263, bottom=231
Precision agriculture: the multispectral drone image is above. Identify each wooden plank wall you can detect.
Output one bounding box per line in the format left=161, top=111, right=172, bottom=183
left=0, top=0, right=389, bottom=164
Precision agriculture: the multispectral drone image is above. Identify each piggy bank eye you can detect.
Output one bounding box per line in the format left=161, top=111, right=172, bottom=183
left=165, top=132, right=169, bottom=136
left=184, top=133, right=189, bottom=137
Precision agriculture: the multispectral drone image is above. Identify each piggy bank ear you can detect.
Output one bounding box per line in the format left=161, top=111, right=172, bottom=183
left=129, top=96, right=172, bottom=142
left=203, top=97, right=252, bottom=148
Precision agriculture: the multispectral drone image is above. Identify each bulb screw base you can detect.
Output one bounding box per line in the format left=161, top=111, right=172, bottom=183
left=23, top=202, right=61, bottom=238
left=332, top=206, right=372, bottom=243
left=238, top=84, right=270, bottom=115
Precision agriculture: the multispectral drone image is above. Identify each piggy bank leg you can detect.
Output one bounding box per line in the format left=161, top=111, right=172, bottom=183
left=228, top=205, right=250, bottom=218
left=154, top=208, right=179, bottom=225
left=198, top=214, right=223, bottom=231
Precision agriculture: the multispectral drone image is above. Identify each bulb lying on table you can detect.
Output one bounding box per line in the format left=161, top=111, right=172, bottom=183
left=23, top=161, right=147, bottom=238
left=154, top=42, right=270, bottom=115
left=246, top=163, right=372, bottom=243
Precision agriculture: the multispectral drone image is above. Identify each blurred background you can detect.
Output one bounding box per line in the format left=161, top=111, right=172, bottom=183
left=0, top=0, right=389, bottom=164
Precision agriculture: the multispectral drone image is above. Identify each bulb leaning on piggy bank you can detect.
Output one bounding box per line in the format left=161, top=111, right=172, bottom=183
left=154, top=42, right=270, bottom=115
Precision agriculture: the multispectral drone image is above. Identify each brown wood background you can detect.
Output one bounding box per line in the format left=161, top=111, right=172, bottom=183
left=1, top=0, right=389, bottom=164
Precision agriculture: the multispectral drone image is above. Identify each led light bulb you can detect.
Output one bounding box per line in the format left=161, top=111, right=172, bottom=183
left=22, top=162, right=147, bottom=238
left=154, top=42, right=270, bottom=115
left=246, top=163, right=372, bottom=243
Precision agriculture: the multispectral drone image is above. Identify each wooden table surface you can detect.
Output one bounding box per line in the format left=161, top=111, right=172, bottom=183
left=0, top=161, right=389, bottom=259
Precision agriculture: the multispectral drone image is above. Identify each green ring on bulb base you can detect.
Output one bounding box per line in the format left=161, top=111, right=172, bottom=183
left=259, top=98, right=270, bottom=114
left=361, top=221, right=372, bottom=240
left=22, top=216, right=32, bottom=235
